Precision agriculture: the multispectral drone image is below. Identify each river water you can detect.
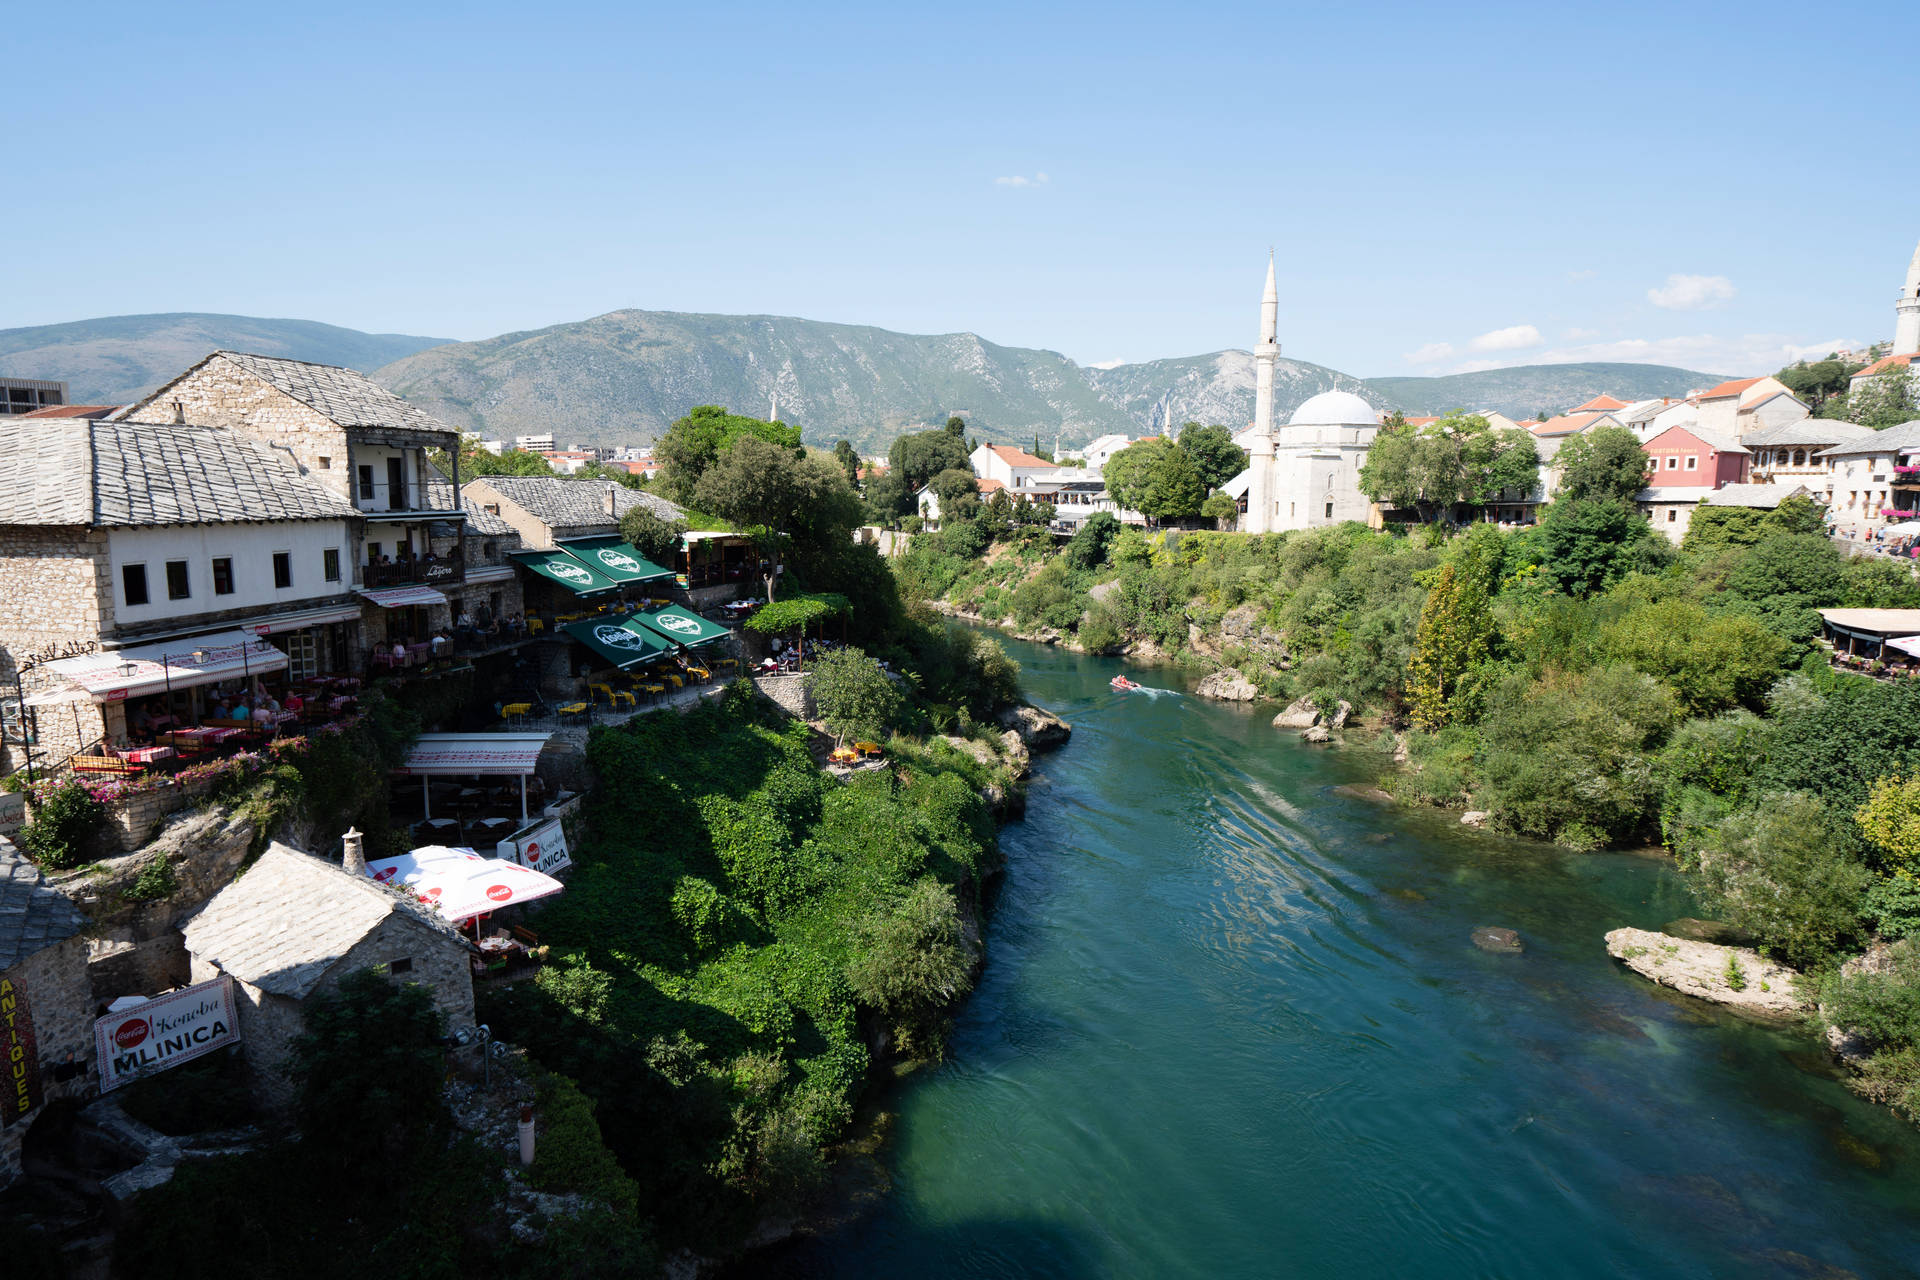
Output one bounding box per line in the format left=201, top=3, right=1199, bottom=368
left=767, top=635, right=1920, bottom=1278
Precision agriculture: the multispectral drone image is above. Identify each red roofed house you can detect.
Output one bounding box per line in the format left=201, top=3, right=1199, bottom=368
left=1849, top=352, right=1920, bottom=400
left=1570, top=394, right=1628, bottom=413
left=1694, top=375, right=1797, bottom=438
left=1637, top=425, right=1751, bottom=540
left=1531, top=410, right=1623, bottom=438
left=969, top=442, right=1055, bottom=491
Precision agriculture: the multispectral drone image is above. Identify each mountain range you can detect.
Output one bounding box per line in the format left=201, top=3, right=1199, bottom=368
left=0, top=310, right=1728, bottom=452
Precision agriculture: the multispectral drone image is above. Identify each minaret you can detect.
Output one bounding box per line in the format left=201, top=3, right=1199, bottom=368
left=1896, top=236, right=1920, bottom=356
left=1245, top=252, right=1281, bottom=533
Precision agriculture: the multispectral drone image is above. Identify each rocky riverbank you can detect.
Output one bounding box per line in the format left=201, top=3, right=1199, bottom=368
left=1605, top=927, right=1809, bottom=1019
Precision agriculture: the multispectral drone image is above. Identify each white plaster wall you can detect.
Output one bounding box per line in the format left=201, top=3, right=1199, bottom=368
left=108, top=521, right=351, bottom=626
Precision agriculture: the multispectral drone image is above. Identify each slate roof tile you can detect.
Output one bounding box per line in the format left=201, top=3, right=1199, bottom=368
left=0, top=839, right=88, bottom=970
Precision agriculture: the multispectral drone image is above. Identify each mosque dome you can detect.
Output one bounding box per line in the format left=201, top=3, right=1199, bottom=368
left=1288, top=390, right=1381, bottom=427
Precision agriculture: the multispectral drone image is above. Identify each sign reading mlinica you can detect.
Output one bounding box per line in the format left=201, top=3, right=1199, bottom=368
left=95, top=977, right=240, bottom=1092
left=509, top=818, right=573, bottom=875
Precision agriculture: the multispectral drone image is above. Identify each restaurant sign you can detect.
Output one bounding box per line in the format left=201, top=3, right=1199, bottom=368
left=94, top=977, right=240, bottom=1092
left=508, top=819, right=572, bottom=876
left=1, top=977, right=41, bottom=1127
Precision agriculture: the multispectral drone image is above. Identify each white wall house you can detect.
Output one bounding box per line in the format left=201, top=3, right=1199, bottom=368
left=970, top=442, right=1055, bottom=491
left=1079, top=434, right=1135, bottom=473
left=108, top=521, right=353, bottom=631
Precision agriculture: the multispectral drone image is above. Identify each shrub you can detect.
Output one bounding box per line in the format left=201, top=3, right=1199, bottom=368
left=18, top=779, right=106, bottom=869
left=1692, top=793, right=1871, bottom=968
left=124, top=855, right=178, bottom=903
left=1823, top=941, right=1920, bottom=1052
left=1599, top=598, right=1790, bottom=716
left=1077, top=601, right=1123, bottom=653
left=807, top=646, right=901, bottom=747
left=293, top=968, right=449, bottom=1172
left=1865, top=874, right=1920, bottom=940
left=846, top=878, right=975, bottom=1056
left=529, top=1072, right=642, bottom=1216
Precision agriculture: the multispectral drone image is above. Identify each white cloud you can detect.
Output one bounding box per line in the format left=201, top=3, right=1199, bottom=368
left=1447, top=332, right=1862, bottom=377
left=1563, top=327, right=1599, bottom=340
left=1468, top=324, right=1543, bottom=353
left=1086, top=357, right=1125, bottom=370
left=1405, top=341, right=1455, bottom=364
left=994, top=171, right=1050, bottom=188
left=1647, top=273, right=1736, bottom=310
left=1567, top=268, right=1599, bottom=282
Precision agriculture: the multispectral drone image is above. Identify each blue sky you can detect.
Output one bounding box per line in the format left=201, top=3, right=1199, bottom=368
left=7, top=0, right=1917, bottom=377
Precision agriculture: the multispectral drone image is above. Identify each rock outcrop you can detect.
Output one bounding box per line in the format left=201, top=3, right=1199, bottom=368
left=1194, top=668, right=1259, bottom=702
left=1460, top=810, right=1491, bottom=827
left=1472, top=926, right=1524, bottom=954
left=997, top=702, right=1072, bottom=751
left=1302, top=725, right=1330, bottom=744
left=1272, top=697, right=1321, bottom=729
left=1605, top=927, right=1808, bottom=1017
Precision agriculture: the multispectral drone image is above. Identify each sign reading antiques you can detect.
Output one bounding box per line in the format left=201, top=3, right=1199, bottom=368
left=509, top=818, right=573, bottom=876
left=94, top=977, right=240, bottom=1093
left=1, top=977, right=41, bottom=1127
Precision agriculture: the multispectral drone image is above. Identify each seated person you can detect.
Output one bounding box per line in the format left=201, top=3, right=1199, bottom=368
left=431, top=631, right=453, bottom=655
left=229, top=700, right=249, bottom=720
left=284, top=692, right=305, bottom=714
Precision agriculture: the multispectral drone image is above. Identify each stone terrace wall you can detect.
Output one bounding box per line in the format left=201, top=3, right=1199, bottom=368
left=752, top=672, right=813, bottom=720
left=0, top=934, right=96, bottom=1189
left=125, top=355, right=352, bottom=501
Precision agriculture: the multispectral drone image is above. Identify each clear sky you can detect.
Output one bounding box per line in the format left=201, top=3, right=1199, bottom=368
left=7, top=0, right=1917, bottom=378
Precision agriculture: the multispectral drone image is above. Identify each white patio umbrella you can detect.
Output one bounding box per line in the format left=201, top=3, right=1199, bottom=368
left=365, top=845, right=564, bottom=923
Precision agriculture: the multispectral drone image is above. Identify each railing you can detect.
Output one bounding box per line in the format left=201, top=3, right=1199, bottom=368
left=363, top=556, right=466, bottom=589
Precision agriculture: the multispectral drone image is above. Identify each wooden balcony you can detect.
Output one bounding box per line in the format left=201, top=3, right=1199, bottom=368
left=363, top=555, right=466, bottom=590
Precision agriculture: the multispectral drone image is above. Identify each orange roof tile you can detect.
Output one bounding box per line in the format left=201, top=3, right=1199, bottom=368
left=1855, top=353, right=1919, bottom=379
left=1699, top=376, right=1763, bottom=400
left=1571, top=394, right=1627, bottom=412
left=978, top=477, right=1006, bottom=493
left=986, top=443, right=1052, bottom=468
left=18, top=404, right=118, bottom=419
left=1531, top=411, right=1612, bottom=436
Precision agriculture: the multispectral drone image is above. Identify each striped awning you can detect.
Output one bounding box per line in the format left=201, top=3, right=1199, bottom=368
left=355, top=585, right=448, bottom=608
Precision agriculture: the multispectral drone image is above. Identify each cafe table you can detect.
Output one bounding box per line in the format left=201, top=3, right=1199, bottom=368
left=122, top=745, right=175, bottom=766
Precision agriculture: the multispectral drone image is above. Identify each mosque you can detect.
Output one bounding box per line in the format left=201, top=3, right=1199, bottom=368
left=1226, top=256, right=1384, bottom=533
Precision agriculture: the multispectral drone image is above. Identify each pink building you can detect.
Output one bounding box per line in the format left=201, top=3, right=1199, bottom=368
left=1641, top=425, right=1749, bottom=488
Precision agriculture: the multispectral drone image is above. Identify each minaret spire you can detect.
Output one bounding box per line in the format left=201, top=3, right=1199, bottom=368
left=1260, top=249, right=1279, bottom=348
left=1246, top=252, right=1280, bottom=534
left=1897, top=235, right=1920, bottom=356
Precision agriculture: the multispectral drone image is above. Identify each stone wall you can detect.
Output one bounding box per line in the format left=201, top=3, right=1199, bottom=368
left=125, top=356, right=355, bottom=501
left=0, top=934, right=97, bottom=1189
left=0, top=525, right=114, bottom=774
left=752, top=672, right=814, bottom=720
left=465, top=478, right=558, bottom=551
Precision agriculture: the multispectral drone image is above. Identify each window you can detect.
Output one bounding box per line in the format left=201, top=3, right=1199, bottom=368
left=323, top=548, right=341, bottom=582
left=212, top=557, right=234, bottom=595
left=368, top=542, right=381, bottom=561
left=166, top=560, right=190, bottom=600
left=1793, top=450, right=1807, bottom=467
left=1667, top=509, right=1677, bottom=523
left=483, top=540, right=497, bottom=561
left=1665, top=455, right=1678, bottom=470
left=273, top=551, right=292, bottom=589
left=388, top=957, right=413, bottom=976
left=318, top=456, right=331, bottom=469
left=358, top=465, right=375, bottom=500
left=387, top=457, right=407, bottom=509
left=1684, top=456, right=1698, bottom=471
left=1324, top=502, right=1334, bottom=519
left=122, top=564, right=149, bottom=606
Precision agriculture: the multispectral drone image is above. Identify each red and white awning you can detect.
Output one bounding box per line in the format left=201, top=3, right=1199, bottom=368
left=392, top=732, right=551, bottom=776
left=355, top=585, right=448, bottom=608
left=366, top=845, right=565, bottom=923
left=35, top=630, right=288, bottom=703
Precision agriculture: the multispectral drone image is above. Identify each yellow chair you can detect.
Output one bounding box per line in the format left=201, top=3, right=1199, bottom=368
left=526, top=618, right=545, bottom=635
left=661, top=672, right=684, bottom=689
left=611, top=690, right=636, bottom=709
left=588, top=682, right=615, bottom=704
left=640, top=682, right=666, bottom=701
left=686, top=666, right=711, bottom=683
left=557, top=701, right=589, bottom=725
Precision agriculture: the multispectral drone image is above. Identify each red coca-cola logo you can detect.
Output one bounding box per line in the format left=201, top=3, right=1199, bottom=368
left=113, top=1019, right=150, bottom=1050
left=485, top=883, right=512, bottom=902
left=524, top=843, right=541, bottom=860
left=373, top=866, right=396, bottom=882
left=421, top=887, right=442, bottom=901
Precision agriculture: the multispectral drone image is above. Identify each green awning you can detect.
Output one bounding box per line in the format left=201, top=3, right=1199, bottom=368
left=511, top=549, right=622, bottom=595
left=560, top=616, right=674, bottom=668
left=560, top=536, right=674, bottom=584
left=631, top=603, right=732, bottom=648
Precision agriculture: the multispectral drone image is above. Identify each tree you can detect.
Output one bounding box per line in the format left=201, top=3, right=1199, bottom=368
left=1100, top=438, right=1166, bottom=515
left=693, top=437, right=862, bottom=601
left=1063, top=510, right=1121, bottom=570
left=446, top=443, right=554, bottom=478
left=1142, top=443, right=1205, bottom=521
left=1721, top=532, right=1844, bottom=643
left=808, top=646, right=900, bottom=747
left=864, top=470, right=911, bottom=525
left=1537, top=498, right=1671, bottom=596
left=1177, top=423, right=1249, bottom=491
left=1201, top=490, right=1239, bottom=530
left=833, top=439, right=861, bottom=487
left=294, top=969, right=448, bottom=1171
left=619, top=505, right=689, bottom=566
left=1554, top=426, right=1649, bottom=505
left=657, top=405, right=802, bottom=503
left=1357, top=412, right=1537, bottom=520
left=1692, top=792, right=1870, bottom=967
left=577, top=460, right=642, bottom=488
left=1776, top=358, right=1860, bottom=413
left=1598, top=597, right=1790, bottom=717
left=944, top=415, right=966, bottom=440
left=888, top=428, right=972, bottom=493
left=1405, top=558, right=1494, bottom=731
left=1851, top=366, right=1919, bottom=430
left=1857, top=774, right=1920, bottom=878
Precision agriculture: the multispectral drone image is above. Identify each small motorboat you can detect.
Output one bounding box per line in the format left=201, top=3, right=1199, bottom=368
left=1110, top=675, right=1141, bottom=691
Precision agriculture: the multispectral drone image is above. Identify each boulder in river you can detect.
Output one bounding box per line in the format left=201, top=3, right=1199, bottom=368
left=1195, top=668, right=1259, bottom=702
left=1272, top=697, right=1320, bottom=729
left=997, top=702, right=1072, bottom=752
left=1327, top=700, right=1352, bottom=729
left=1472, top=926, right=1524, bottom=954
left=1604, top=927, right=1807, bottom=1018
left=1301, top=725, right=1331, bottom=744
left=1459, top=810, right=1491, bottom=827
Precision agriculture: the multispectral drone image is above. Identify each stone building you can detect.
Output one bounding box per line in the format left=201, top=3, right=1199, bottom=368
left=462, top=475, right=682, bottom=551
left=180, top=841, right=475, bottom=1109
left=0, top=417, right=361, bottom=771
left=1, top=841, right=94, bottom=1189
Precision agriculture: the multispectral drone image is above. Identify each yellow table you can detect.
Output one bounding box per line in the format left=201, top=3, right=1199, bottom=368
left=502, top=701, right=533, bottom=726
left=661, top=672, right=684, bottom=689
left=611, top=690, right=636, bottom=709
left=558, top=701, right=589, bottom=725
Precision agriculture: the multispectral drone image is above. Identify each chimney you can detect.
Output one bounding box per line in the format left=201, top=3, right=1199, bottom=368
left=603, top=485, right=618, bottom=517
left=342, top=826, right=366, bottom=876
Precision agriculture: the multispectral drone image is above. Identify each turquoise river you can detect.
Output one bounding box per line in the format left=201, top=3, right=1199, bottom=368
left=766, top=633, right=1920, bottom=1278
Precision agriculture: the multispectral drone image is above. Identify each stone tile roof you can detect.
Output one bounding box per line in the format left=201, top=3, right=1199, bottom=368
left=1742, top=419, right=1874, bottom=448
left=0, top=839, right=87, bottom=970
left=469, top=477, right=684, bottom=533
left=1818, top=420, right=1920, bottom=458
left=0, top=419, right=357, bottom=528
left=120, top=351, right=456, bottom=439
left=1700, top=483, right=1812, bottom=508
left=181, top=842, right=468, bottom=999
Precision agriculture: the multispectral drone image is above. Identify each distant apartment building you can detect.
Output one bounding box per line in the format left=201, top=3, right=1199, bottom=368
left=514, top=433, right=557, bottom=453
left=0, top=377, right=67, bottom=415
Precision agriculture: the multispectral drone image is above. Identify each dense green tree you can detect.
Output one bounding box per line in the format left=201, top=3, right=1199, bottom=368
left=1776, top=358, right=1860, bottom=411
left=618, top=505, right=689, bottom=566
left=846, top=879, right=975, bottom=1057
left=888, top=429, right=973, bottom=493
left=1692, top=792, right=1870, bottom=967
left=863, top=470, right=911, bottom=524
left=447, top=444, right=555, bottom=478
left=808, top=646, right=901, bottom=747
left=658, top=406, right=803, bottom=503
left=833, top=439, right=861, bottom=487
left=1104, top=437, right=1206, bottom=522
left=1842, top=555, right=1920, bottom=609
left=1406, top=559, right=1493, bottom=730
left=1755, top=678, right=1920, bottom=827
left=693, top=437, right=861, bottom=601
left=1063, top=511, right=1121, bottom=570
left=1358, top=412, right=1539, bottom=519
left=1720, top=532, right=1844, bottom=642
left=1536, top=499, right=1671, bottom=596
left=295, top=969, right=449, bottom=1171
left=1857, top=774, right=1920, bottom=878
left=577, top=460, right=642, bottom=488
left=944, top=415, right=967, bottom=439
left=1201, top=490, right=1240, bottom=529
left=1178, top=423, right=1249, bottom=491
left=1553, top=426, right=1649, bottom=505
left=1598, top=597, right=1789, bottom=716
left=1100, top=438, right=1165, bottom=515
left=1851, top=366, right=1919, bottom=429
